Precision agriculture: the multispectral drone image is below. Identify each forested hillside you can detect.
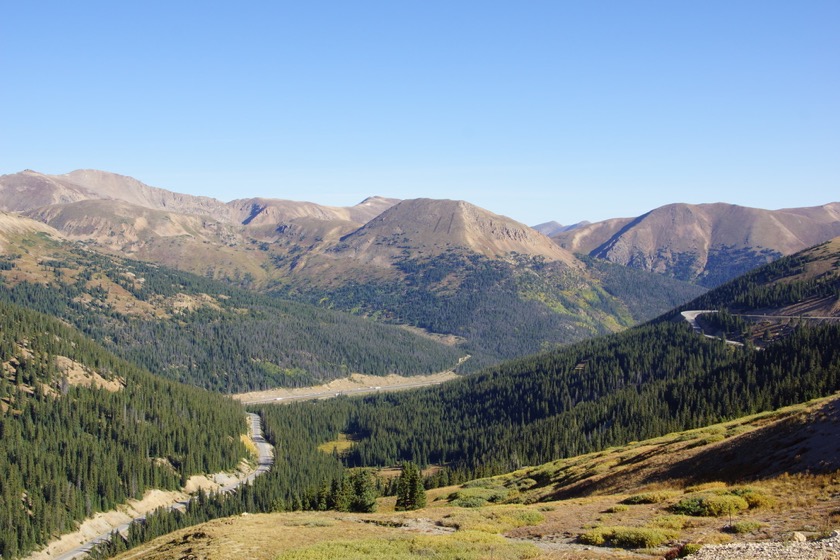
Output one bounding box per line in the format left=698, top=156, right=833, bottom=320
left=76, top=240, right=840, bottom=559
left=245, top=240, right=840, bottom=505
left=0, top=301, right=248, bottom=558
left=676, top=237, right=840, bottom=315
left=275, top=251, right=703, bottom=370
left=0, top=241, right=464, bottom=391
left=267, top=321, right=840, bottom=485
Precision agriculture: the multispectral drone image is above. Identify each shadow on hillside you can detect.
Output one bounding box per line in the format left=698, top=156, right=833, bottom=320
left=541, top=397, right=840, bottom=501
left=662, top=397, right=840, bottom=484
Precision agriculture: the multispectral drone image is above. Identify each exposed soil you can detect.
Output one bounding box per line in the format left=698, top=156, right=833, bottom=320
left=233, top=371, right=460, bottom=404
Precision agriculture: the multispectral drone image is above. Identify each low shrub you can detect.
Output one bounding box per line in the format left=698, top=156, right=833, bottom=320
left=452, top=496, right=487, bottom=508
left=604, top=504, right=629, bottom=513
left=680, top=543, right=703, bottom=556
left=622, top=490, right=680, bottom=505
left=439, top=507, right=545, bottom=533
left=578, top=527, right=609, bottom=546
left=729, top=487, right=775, bottom=509
left=664, top=542, right=704, bottom=559
left=449, top=484, right=510, bottom=507
left=579, top=526, right=676, bottom=549
left=727, top=521, right=762, bottom=534
left=684, top=481, right=727, bottom=493
left=671, top=494, right=749, bottom=517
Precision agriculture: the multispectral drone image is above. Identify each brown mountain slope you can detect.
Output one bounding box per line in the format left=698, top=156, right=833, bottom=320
left=0, top=170, right=99, bottom=211
left=230, top=196, right=398, bottom=227
left=553, top=202, right=840, bottom=287
left=335, top=198, right=578, bottom=267
left=0, top=169, right=234, bottom=220
left=23, top=200, right=268, bottom=281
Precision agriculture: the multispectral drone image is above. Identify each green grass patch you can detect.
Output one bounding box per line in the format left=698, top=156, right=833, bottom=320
left=316, top=433, right=358, bottom=455
left=275, top=531, right=540, bottom=560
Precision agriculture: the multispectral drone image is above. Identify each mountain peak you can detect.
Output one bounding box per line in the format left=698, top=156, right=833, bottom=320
left=337, top=198, right=578, bottom=265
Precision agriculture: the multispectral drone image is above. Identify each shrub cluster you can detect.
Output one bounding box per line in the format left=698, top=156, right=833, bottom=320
left=579, top=526, right=676, bottom=549
left=622, top=490, right=680, bottom=505
left=671, top=486, right=773, bottom=517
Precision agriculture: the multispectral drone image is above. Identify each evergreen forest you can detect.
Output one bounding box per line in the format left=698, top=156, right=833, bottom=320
left=274, top=250, right=704, bottom=370
left=0, top=245, right=464, bottom=391
left=0, top=301, right=248, bottom=558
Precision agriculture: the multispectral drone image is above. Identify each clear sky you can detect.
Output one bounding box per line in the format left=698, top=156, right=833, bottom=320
left=1, top=1, right=838, bottom=226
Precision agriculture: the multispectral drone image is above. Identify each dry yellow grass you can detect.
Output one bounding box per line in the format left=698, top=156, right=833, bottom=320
left=317, top=433, right=356, bottom=455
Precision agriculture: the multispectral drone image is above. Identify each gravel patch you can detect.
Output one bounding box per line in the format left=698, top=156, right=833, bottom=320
left=686, top=531, right=840, bottom=560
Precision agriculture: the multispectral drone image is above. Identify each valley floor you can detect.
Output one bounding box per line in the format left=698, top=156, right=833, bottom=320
left=232, top=371, right=461, bottom=405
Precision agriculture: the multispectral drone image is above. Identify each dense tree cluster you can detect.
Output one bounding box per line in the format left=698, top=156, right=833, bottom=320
left=274, top=251, right=700, bottom=371
left=395, top=462, right=426, bottom=511
left=679, top=241, right=840, bottom=313
left=579, top=255, right=706, bottom=318
left=0, top=248, right=463, bottom=391
left=70, top=241, right=840, bottom=559
left=0, top=301, right=248, bottom=558
left=257, top=320, right=840, bottom=489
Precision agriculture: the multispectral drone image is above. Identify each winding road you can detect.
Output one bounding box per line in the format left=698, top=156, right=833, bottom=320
left=51, top=413, right=273, bottom=560
left=681, top=310, right=744, bottom=346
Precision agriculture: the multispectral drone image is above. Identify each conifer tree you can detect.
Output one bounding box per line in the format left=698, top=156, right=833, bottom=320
left=395, top=462, right=426, bottom=511
left=348, top=469, right=378, bottom=513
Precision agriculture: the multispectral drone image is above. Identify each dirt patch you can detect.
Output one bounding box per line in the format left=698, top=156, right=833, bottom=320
left=233, top=371, right=460, bottom=404
left=56, top=355, right=124, bottom=392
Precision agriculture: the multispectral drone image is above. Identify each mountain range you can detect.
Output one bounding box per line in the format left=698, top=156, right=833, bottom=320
left=2, top=168, right=840, bottom=559
left=4, top=170, right=838, bottom=291
left=0, top=169, right=709, bottom=370
left=553, top=201, right=840, bottom=287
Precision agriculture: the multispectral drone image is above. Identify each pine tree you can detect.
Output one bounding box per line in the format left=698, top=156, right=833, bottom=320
left=348, top=469, right=378, bottom=513
left=395, top=462, right=426, bottom=511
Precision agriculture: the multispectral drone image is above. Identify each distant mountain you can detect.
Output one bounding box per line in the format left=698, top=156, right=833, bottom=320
left=0, top=169, right=706, bottom=373
left=532, top=220, right=589, bottom=237
left=332, top=198, right=579, bottom=266
left=0, top=169, right=234, bottom=220
left=552, top=202, right=840, bottom=287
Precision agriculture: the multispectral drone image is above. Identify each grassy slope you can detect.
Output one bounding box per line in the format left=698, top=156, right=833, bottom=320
left=114, top=395, right=840, bottom=560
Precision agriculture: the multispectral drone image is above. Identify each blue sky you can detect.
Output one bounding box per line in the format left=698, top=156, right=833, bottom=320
left=2, top=1, right=837, bottom=226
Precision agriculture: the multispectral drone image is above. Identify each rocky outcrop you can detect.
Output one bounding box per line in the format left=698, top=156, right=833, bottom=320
left=686, top=531, right=840, bottom=559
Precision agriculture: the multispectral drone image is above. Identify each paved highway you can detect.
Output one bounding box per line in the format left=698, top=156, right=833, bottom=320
left=53, top=413, right=273, bottom=560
